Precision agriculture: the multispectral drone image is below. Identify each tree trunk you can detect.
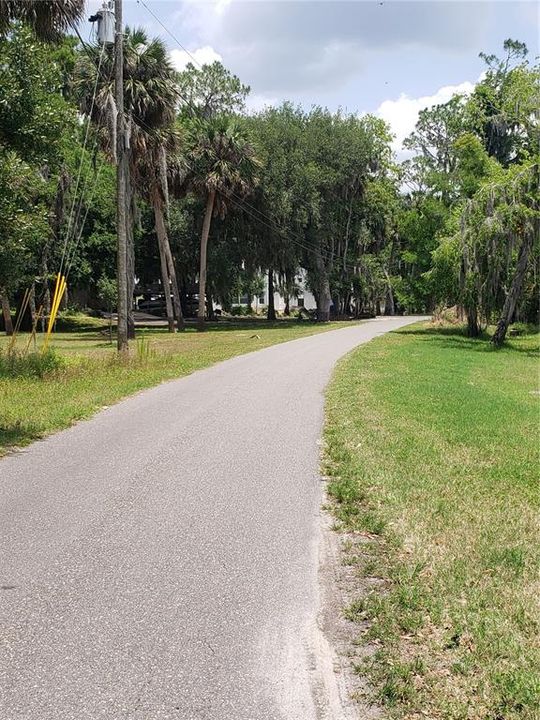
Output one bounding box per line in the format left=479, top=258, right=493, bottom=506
left=343, top=195, right=354, bottom=271
left=492, top=230, right=533, bottom=347
left=198, top=189, right=215, bottom=332
left=154, top=197, right=175, bottom=333
left=332, top=293, right=340, bottom=319
left=467, top=308, right=480, bottom=337
left=1, top=290, right=14, bottom=336
left=206, top=293, right=215, bottom=321
left=29, top=283, right=36, bottom=327
left=284, top=294, right=290, bottom=317
left=384, top=271, right=395, bottom=315
left=315, top=253, right=331, bottom=322
left=164, top=236, right=184, bottom=332
left=41, top=254, right=51, bottom=333
left=267, top=267, right=276, bottom=321
left=157, top=146, right=184, bottom=332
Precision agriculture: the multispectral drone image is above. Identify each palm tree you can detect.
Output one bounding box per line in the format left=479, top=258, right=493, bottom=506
left=75, top=27, right=185, bottom=332
left=187, top=117, right=259, bottom=331
left=135, top=132, right=188, bottom=332
left=0, top=0, right=84, bottom=41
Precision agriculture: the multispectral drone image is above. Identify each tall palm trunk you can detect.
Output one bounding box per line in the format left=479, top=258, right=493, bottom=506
left=197, top=189, right=215, bottom=332
left=157, top=145, right=183, bottom=331
left=154, top=192, right=175, bottom=333
left=1, top=290, right=13, bottom=336
left=164, top=242, right=184, bottom=332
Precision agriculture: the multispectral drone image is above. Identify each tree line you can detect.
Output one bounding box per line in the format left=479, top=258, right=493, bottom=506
left=0, top=2, right=538, bottom=346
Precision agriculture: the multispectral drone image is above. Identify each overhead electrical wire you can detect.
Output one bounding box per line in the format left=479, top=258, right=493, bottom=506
left=62, top=28, right=118, bottom=281
left=68, top=2, right=365, bottom=285
left=58, top=38, right=108, bottom=279
left=135, top=0, right=368, bottom=273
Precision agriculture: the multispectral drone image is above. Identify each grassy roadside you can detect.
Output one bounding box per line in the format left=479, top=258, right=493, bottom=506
left=324, top=322, right=539, bottom=719
left=0, top=314, right=352, bottom=456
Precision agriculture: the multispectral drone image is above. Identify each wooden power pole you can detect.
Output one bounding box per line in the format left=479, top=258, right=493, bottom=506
left=114, top=0, right=129, bottom=352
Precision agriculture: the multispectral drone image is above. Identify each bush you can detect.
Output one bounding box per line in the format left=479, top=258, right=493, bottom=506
left=0, top=348, right=66, bottom=378
left=508, top=322, right=539, bottom=337
left=230, top=305, right=247, bottom=316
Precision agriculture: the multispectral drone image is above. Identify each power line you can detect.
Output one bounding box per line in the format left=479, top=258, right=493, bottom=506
left=71, top=2, right=366, bottom=285
left=136, top=0, right=368, bottom=273
left=61, top=30, right=117, bottom=281
left=58, top=39, right=107, bottom=279
left=136, top=0, right=203, bottom=70
left=64, top=154, right=107, bottom=280
left=79, top=3, right=359, bottom=273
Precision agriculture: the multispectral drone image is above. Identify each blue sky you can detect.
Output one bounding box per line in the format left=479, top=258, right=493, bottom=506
left=86, top=1, right=539, bottom=153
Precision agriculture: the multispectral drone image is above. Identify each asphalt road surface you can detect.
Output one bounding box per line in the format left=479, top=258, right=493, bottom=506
left=0, top=317, right=421, bottom=720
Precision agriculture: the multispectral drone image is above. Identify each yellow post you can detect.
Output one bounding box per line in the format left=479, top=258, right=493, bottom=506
left=46, top=274, right=62, bottom=334
left=43, top=275, right=66, bottom=352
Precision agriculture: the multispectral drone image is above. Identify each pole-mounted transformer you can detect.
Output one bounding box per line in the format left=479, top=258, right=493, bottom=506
left=89, top=0, right=115, bottom=45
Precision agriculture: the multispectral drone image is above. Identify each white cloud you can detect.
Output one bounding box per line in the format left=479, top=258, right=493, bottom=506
left=376, top=81, right=475, bottom=158
left=245, top=93, right=279, bottom=113
left=169, top=46, right=223, bottom=72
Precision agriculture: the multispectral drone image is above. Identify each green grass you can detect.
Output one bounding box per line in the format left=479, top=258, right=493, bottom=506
left=0, top=313, right=354, bottom=456
left=324, top=322, right=539, bottom=719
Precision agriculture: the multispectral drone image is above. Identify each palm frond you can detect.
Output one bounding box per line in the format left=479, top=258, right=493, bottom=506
left=0, top=0, right=85, bottom=41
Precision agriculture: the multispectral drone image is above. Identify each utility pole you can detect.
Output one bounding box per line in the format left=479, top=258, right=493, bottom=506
left=115, top=0, right=129, bottom=352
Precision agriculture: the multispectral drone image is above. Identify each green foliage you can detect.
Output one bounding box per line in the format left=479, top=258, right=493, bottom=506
left=0, top=0, right=84, bottom=42
left=0, top=25, right=536, bottom=341
left=0, top=25, right=78, bottom=300
left=186, top=115, right=260, bottom=210
left=395, top=196, right=449, bottom=311
left=403, top=38, right=539, bottom=334
left=230, top=305, right=248, bottom=316
left=471, top=39, right=538, bottom=166
left=0, top=25, right=76, bottom=164
left=453, top=132, right=497, bottom=197
left=0, top=348, right=65, bottom=379
left=96, top=275, right=117, bottom=311
left=178, top=61, right=250, bottom=119
left=0, top=151, right=51, bottom=292
left=244, top=103, right=397, bottom=318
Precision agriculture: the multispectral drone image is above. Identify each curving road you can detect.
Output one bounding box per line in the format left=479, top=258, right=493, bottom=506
left=0, top=317, right=421, bottom=720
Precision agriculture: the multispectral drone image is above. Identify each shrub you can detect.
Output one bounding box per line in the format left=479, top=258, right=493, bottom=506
left=230, top=305, right=247, bottom=316
left=0, top=348, right=66, bottom=378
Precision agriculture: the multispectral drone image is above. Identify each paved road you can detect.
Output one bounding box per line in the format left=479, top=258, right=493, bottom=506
left=0, top=317, right=421, bottom=720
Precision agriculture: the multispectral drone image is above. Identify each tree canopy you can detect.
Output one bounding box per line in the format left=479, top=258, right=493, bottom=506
left=0, top=16, right=536, bottom=346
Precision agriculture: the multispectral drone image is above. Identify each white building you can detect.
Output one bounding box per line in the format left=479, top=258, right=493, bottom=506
left=234, top=269, right=317, bottom=313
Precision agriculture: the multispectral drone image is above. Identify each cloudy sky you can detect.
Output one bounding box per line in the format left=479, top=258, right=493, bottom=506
left=88, top=1, right=539, bottom=155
